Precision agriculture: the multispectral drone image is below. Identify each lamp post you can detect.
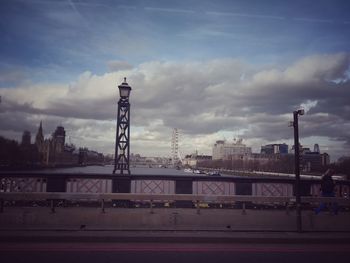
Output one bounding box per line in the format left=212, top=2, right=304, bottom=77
left=293, top=109, right=304, bottom=232
left=113, top=78, right=132, bottom=175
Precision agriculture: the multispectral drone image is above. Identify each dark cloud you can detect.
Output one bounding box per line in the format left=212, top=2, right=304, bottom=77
left=0, top=111, right=38, bottom=134
left=300, top=114, right=350, bottom=146
left=44, top=98, right=116, bottom=120
left=308, top=83, right=350, bottom=120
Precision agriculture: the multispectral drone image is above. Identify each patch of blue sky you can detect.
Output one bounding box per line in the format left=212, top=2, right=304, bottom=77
left=1, top=0, right=350, bottom=85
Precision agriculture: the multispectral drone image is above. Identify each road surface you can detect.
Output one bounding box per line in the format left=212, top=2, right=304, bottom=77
left=1, top=242, right=349, bottom=263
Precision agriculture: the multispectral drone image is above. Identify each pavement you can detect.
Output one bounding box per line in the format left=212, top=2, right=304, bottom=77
left=1, top=229, right=350, bottom=244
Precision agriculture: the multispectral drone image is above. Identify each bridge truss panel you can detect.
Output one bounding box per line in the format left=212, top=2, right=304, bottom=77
left=0, top=178, right=46, bottom=192
left=131, top=180, right=175, bottom=194
left=66, top=179, right=112, bottom=193
left=193, top=181, right=235, bottom=195
left=252, top=183, right=293, bottom=197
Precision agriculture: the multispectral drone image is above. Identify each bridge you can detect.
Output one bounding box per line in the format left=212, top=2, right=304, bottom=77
left=1, top=172, right=349, bottom=231
left=1, top=171, right=350, bottom=262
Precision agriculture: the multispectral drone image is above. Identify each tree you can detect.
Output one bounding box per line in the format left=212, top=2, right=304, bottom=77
left=333, top=158, right=350, bottom=179
left=0, top=136, right=21, bottom=167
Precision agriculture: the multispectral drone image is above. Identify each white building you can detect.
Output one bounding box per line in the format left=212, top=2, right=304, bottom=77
left=212, top=138, right=252, bottom=160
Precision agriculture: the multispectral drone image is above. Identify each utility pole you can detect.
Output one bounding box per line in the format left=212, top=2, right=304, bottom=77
left=293, top=109, right=304, bottom=232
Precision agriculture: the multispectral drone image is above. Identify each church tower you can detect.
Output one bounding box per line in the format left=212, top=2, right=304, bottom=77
left=35, top=121, right=44, bottom=152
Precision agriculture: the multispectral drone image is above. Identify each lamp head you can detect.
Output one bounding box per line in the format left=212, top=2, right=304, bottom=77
left=118, top=77, right=132, bottom=99
left=294, top=109, right=305, bottom=116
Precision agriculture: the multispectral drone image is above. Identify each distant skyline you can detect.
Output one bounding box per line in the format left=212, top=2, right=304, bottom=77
left=1, top=0, right=350, bottom=161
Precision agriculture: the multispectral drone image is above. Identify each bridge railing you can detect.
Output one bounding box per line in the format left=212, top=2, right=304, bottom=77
left=1, top=172, right=349, bottom=200
left=1, top=192, right=349, bottom=214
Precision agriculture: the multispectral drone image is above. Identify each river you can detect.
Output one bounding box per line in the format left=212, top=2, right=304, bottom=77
left=38, top=165, right=197, bottom=176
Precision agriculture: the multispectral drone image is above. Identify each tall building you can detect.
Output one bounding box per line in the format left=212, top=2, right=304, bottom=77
left=212, top=138, right=251, bottom=160
left=35, top=121, right=44, bottom=152
left=291, top=143, right=330, bottom=172
left=212, top=140, right=225, bottom=160
left=35, top=121, right=45, bottom=165
left=21, top=131, right=31, bottom=146
left=301, top=152, right=330, bottom=172
left=52, top=126, right=66, bottom=154
left=261, top=143, right=288, bottom=154
left=314, top=143, right=320, bottom=153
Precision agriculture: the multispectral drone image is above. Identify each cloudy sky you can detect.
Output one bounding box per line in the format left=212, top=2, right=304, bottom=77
left=0, top=0, right=350, bottom=161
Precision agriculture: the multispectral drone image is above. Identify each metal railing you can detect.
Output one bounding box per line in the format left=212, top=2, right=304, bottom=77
left=1, top=171, right=348, bottom=184
left=1, top=173, right=350, bottom=197
left=1, top=192, right=349, bottom=214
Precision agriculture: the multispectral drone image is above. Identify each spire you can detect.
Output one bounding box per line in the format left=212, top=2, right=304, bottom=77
left=38, top=121, right=43, bottom=134
left=37, top=121, right=43, bottom=137
left=36, top=121, right=44, bottom=146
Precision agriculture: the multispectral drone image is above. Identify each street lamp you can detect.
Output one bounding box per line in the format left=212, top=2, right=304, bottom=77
left=118, top=78, right=132, bottom=98
left=293, top=109, right=304, bottom=232
left=113, top=78, right=132, bottom=175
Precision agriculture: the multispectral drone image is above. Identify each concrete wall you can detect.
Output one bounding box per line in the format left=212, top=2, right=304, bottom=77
left=1, top=207, right=349, bottom=232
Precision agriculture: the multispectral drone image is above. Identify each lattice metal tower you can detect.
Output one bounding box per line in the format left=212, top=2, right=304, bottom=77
left=171, top=128, right=179, bottom=167
left=113, top=78, right=132, bottom=175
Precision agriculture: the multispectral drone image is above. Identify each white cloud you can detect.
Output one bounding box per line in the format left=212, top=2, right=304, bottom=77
left=107, top=60, right=133, bottom=72
left=300, top=100, right=318, bottom=113
left=285, top=53, right=350, bottom=82
left=1, top=54, right=350, bottom=159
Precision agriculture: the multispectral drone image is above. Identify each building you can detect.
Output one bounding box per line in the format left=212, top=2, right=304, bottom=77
left=43, top=126, right=67, bottom=166
left=289, top=144, right=330, bottom=172
left=35, top=121, right=44, bottom=152
left=52, top=126, right=66, bottom=154
left=33, top=122, right=103, bottom=167
left=183, top=151, right=212, bottom=167
left=301, top=152, right=330, bottom=172
left=35, top=122, right=45, bottom=165
left=79, top=148, right=104, bottom=165
left=212, top=138, right=252, bottom=160
left=21, top=131, right=31, bottom=146
left=212, top=140, right=225, bottom=160
left=314, top=143, right=320, bottom=153
left=261, top=143, right=288, bottom=154
left=18, top=130, right=39, bottom=166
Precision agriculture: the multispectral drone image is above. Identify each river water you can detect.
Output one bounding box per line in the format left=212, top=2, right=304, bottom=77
left=39, top=165, right=196, bottom=176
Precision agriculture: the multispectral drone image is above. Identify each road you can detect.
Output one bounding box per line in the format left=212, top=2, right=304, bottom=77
left=1, top=242, right=349, bottom=263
